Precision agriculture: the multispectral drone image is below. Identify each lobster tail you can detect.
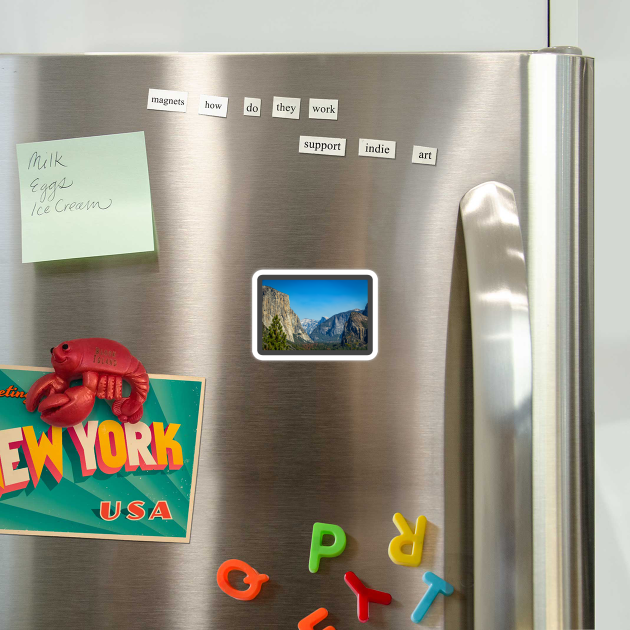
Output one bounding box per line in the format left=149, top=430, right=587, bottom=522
left=126, top=358, right=150, bottom=403
left=112, top=358, right=150, bottom=424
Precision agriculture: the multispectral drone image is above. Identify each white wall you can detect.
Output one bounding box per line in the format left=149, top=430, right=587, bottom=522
left=576, top=2, right=629, bottom=627
left=0, top=0, right=547, bottom=53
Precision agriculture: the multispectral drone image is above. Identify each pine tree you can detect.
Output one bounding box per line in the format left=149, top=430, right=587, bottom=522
left=263, top=315, right=289, bottom=350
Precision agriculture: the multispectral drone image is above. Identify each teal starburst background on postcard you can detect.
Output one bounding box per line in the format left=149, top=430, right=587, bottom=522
left=0, top=367, right=203, bottom=541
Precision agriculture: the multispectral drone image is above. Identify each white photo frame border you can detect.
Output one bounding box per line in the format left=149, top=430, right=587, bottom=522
left=252, top=269, right=378, bottom=361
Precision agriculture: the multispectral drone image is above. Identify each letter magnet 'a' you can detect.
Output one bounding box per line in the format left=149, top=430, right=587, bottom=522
left=388, top=512, right=427, bottom=567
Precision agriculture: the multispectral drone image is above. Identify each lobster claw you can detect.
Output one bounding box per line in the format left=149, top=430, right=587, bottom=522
left=25, top=373, right=67, bottom=413
left=37, top=386, right=96, bottom=428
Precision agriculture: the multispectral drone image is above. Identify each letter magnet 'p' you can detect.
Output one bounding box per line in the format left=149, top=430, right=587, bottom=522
left=309, top=522, right=347, bottom=573
left=388, top=512, right=427, bottom=567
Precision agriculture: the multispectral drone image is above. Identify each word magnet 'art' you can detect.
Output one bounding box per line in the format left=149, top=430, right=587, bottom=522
left=0, top=338, right=205, bottom=542
left=217, top=516, right=453, bottom=626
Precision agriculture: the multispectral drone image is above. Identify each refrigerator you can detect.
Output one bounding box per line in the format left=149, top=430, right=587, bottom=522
left=0, top=50, right=593, bottom=629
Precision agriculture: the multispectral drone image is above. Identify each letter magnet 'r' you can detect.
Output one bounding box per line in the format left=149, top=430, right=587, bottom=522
left=388, top=512, right=427, bottom=567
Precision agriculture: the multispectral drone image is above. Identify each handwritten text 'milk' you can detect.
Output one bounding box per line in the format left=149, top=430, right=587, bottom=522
left=27, top=151, right=113, bottom=217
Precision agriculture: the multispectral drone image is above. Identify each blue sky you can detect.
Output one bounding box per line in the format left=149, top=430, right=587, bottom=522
left=263, top=279, right=368, bottom=320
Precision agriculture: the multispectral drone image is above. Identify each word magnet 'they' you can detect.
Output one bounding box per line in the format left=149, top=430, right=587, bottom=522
left=309, top=522, right=347, bottom=573
left=388, top=512, right=427, bottom=567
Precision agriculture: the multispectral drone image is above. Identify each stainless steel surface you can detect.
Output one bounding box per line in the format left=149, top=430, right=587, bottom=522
left=0, top=52, right=593, bottom=629
left=527, top=53, right=595, bottom=629
left=460, top=182, right=533, bottom=630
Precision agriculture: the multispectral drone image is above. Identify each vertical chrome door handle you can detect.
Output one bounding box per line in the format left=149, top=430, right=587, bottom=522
left=460, top=181, right=533, bottom=629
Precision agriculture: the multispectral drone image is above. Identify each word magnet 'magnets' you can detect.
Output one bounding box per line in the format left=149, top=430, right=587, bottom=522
left=388, top=512, right=427, bottom=567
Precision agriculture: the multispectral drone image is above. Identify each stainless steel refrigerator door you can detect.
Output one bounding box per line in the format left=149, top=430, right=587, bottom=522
left=0, top=52, right=593, bottom=629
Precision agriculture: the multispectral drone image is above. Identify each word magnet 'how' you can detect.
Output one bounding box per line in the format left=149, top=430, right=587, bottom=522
left=298, top=608, right=335, bottom=630
left=309, top=522, right=346, bottom=573
left=216, top=559, right=269, bottom=601
left=388, top=512, right=427, bottom=567
left=411, top=572, right=454, bottom=624
left=344, top=571, right=392, bottom=622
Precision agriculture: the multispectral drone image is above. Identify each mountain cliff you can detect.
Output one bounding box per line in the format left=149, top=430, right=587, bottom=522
left=341, top=311, right=369, bottom=348
left=309, top=309, right=363, bottom=342
left=300, top=318, right=323, bottom=334
left=262, top=286, right=312, bottom=342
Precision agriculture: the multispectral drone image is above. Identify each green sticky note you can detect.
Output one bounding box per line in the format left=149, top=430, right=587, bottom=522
left=16, top=132, right=155, bottom=263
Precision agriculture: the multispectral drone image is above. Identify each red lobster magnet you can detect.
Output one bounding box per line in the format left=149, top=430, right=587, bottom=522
left=26, top=338, right=149, bottom=428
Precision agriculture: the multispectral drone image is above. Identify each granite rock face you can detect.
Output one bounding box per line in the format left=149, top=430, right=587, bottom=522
left=300, top=318, right=320, bottom=334
left=309, top=309, right=363, bottom=342
left=262, top=286, right=312, bottom=342
left=341, top=311, right=369, bottom=347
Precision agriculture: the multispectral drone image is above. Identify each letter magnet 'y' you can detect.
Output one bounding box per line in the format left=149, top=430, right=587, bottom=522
left=388, top=512, right=427, bottom=567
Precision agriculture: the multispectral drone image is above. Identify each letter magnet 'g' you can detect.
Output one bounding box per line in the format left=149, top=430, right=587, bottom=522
left=388, top=512, right=427, bottom=567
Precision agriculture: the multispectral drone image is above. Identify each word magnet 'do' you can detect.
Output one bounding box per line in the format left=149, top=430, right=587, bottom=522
left=388, top=512, right=427, bottom=567
left=216, top=559, right=269, bottom=601
left=309, top=522, right=346, bottom=573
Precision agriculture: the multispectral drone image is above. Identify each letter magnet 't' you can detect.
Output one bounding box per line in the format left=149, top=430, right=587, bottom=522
left=411, top=572, right=454, bottom=624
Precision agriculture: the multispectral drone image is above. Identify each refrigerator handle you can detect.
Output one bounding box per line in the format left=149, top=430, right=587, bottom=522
left=459, top=182, right=533, bottom=629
